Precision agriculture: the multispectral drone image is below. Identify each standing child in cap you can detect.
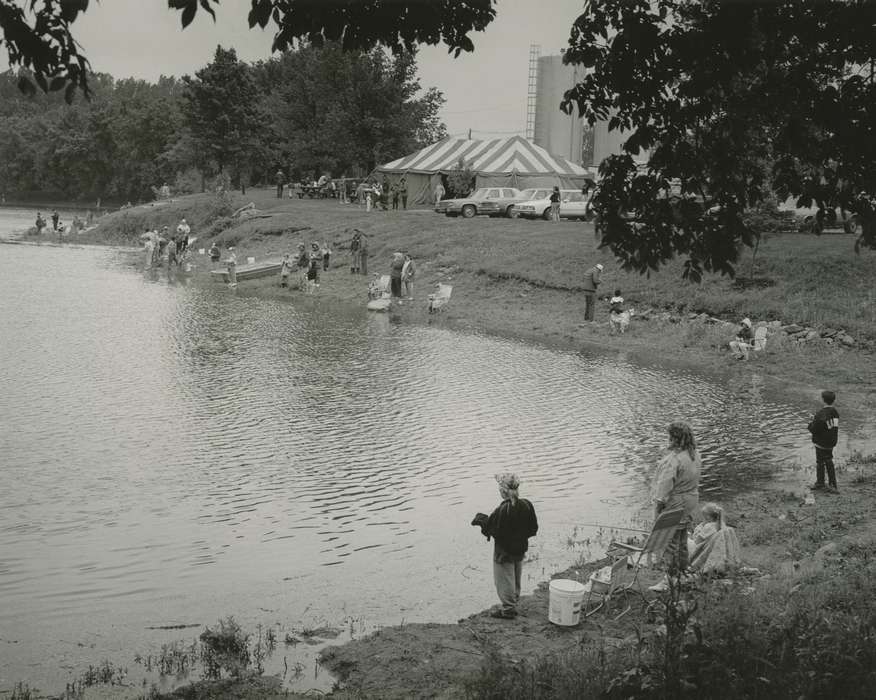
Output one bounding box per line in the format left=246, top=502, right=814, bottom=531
left=478, top=473, right=538, bottom=619
left=729, top=318, right=753, bottom=359
left=582, top=262, right=603, bottom=321
left=808, top=390, right=839, bottom=493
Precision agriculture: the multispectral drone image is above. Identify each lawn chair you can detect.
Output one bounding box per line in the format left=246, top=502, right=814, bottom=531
left=367, top=275, right=392, bottom=311
left=428, top=283, right=452, bottom=313
left=606, top=508, right=685, bottom=595
left=752, top=325, right=768, bottom=352
left=582, top=556, right=631, bottom=619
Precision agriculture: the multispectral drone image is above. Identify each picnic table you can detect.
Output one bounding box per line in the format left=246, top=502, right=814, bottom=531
left=296, top=184, right=337, bottom=199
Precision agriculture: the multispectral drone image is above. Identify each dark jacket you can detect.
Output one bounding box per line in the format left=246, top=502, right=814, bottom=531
left=808, top=406, right=839, bottom=448
left=486, top=498, right=538, bottom=560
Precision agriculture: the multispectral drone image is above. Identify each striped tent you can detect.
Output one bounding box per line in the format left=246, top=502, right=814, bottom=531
left=374, top=135, right=595, bottom=205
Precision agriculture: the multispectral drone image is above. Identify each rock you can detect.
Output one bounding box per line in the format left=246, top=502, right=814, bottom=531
left=839, top=334, right=856, bottom=346
left=669, top=315, right=681, bottom=323
left=704, top=316, right=719, bottom=324
left=768, top=320, right=782, bottom=328
left=805, top=330, right=820, bottom=341
left=821, top=328, right=839, bottom=338
left=781, top=323, right=803, bottom=334
left=688, top=312, right=700, bottom=320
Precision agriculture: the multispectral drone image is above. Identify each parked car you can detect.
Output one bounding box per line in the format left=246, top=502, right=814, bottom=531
left=512, top=189, right=593, bottom=220
left=438, top=187, right=523, bottom=218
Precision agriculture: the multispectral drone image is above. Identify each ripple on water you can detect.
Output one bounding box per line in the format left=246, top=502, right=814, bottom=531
left=0, top=244, right=814, bottom=695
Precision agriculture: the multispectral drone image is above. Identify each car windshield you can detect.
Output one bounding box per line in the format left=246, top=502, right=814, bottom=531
left=519, top=189, right=550, bottom=200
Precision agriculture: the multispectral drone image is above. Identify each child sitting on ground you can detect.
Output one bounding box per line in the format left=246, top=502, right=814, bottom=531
left=687, top=502, right=741, bottom=575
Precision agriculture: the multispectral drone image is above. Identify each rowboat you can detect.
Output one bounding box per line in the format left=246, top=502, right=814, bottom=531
left=210, top=259, right=283, bottom=283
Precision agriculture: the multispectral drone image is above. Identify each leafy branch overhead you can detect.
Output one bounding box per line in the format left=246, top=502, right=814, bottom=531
left=561, top=0, right=875, bottom=279
left=0, top=0, right=496, bottom=102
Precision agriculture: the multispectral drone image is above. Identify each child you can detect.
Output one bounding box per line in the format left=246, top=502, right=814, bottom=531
left=279, top=254, right=292, bottom=287
left=209, top=242, right=221, bottom=267
left=476, top=473, right=538, bottom=619
left=225, top=246, right=237, bottom=286
left=368, top=273, right=382, bottom=300
left=608, top=289, right=631, bottom=334
left=401, top=253, right=415, bottom=299
left=808, top=390, right=839, bottom=493
left=687, top=503, right=741, bottom=574
left=322, top=241, right=332, bottom=271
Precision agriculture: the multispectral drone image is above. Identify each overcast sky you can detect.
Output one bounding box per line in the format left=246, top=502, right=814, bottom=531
left=57, top=0, right=587, bottom=138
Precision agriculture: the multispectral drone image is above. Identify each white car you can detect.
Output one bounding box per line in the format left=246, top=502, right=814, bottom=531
left=512, top=189, right=592, bottom=220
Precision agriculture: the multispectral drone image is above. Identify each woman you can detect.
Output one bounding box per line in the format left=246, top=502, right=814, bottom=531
left=652, top=421, right=701, bottom=576
left=484, top=473, right=538, bottom=619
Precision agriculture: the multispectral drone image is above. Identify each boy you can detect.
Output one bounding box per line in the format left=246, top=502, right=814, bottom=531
left=808, top=390, right=839, bottom=493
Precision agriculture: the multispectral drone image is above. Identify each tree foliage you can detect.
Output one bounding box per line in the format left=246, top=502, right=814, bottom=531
left=181, top=46, right=265, bottom=187
left=562, top=0, right=875, bottom=279
left=1, top=0, right=495, bottom=100
left=253, top=44, right=446, bottom=177
left=0, top=43, right=444, bottom=201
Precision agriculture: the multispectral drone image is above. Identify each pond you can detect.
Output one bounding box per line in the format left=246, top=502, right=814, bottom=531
left=0, top=242, right=816, bottom=695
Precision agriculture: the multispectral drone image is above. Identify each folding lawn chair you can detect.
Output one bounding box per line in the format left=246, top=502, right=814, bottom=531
left=606, top=508, right=685, bottom=596
left=427, top=283, right=452, bottom=313
left=582, top=555, right=631, bottom=619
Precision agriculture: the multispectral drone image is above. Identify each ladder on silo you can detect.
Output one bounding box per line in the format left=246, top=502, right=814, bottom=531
left=526, top=44, right=540, bottom=141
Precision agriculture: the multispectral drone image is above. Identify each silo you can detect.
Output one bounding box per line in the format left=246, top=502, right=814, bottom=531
left=532, top=55, right=586, bottom=164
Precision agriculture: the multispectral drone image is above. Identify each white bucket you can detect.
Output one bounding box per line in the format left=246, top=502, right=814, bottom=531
left=246, top=256, right=255, bottom=264
left=198, top=248, right=205, bottom=255
left=548, top=579, right=586, bottom=626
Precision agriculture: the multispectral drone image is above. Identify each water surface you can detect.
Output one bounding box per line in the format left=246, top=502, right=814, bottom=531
left=0, top=242, right=814, bottom=694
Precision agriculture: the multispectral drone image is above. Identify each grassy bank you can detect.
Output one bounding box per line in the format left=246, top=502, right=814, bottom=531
left=23, top=189, right=876, bottom=699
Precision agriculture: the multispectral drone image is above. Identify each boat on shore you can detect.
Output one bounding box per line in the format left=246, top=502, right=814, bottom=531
left=210, top=259, right=283, bottom=283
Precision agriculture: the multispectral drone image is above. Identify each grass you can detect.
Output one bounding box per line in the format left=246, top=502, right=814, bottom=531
left=464, top=455, right=876, bottom=700
left=77, top=188, right=876, bottom=344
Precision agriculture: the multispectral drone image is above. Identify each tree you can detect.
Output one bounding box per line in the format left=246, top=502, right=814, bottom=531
left=561, top=0, right=875, bottom=279
left=181, top=46, right=265, bottom=191
left=1, top=0, right=496, bottom=100
left=254, top=43, right=446, bottom=177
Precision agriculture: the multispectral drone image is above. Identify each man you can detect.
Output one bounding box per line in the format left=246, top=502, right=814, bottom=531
left=51, top=210, right=59, bottom=231
left=398, top=177, right=408, bottom=209
left=808, top=390, right=840, bottom=493
left=275, top=169, right=285, bottom=199
left=434, top=181, right=446, bottom=205
left=176, top=219, right=190, bottom=256
left=582, top=263, right=603, bottom=321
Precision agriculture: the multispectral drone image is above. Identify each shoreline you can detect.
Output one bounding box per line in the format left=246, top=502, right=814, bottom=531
left=8, top=192, right=876, bottom=698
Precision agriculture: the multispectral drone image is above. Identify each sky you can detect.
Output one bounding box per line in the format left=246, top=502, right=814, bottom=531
left=50, top=0, right=588, bottom=138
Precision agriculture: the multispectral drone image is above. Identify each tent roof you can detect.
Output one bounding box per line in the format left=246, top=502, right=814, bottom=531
left=378, top=135, right=591, bottom=177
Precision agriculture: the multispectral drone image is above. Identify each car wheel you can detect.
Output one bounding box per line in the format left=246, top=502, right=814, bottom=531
left=505, top=205, right=516, bottom=218
left=462, top=204, right=476, bottom=218
left=542, top=208, right=551, bottom=220
left=843, top=216, right=860, bottom=235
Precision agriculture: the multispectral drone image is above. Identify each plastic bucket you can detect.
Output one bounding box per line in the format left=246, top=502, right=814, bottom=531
left=246, top=256, right=255, bottom=264
left=198, top=248, right=205, bottom=255
left=549, top=579, right=586, bottom=626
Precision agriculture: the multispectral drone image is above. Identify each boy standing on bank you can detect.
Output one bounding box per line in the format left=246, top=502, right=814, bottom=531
left=808, top=390, right=839, bottom=493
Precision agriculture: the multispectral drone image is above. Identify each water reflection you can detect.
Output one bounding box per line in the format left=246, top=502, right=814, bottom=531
left=1, top=243, right=813, bottom=694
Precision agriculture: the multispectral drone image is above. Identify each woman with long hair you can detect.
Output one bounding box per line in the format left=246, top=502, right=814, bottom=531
left=652, top=421, right=702, bottom=577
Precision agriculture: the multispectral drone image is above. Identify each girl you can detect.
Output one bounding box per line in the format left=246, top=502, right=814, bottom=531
left=483, top=473, right=538, bottom=619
